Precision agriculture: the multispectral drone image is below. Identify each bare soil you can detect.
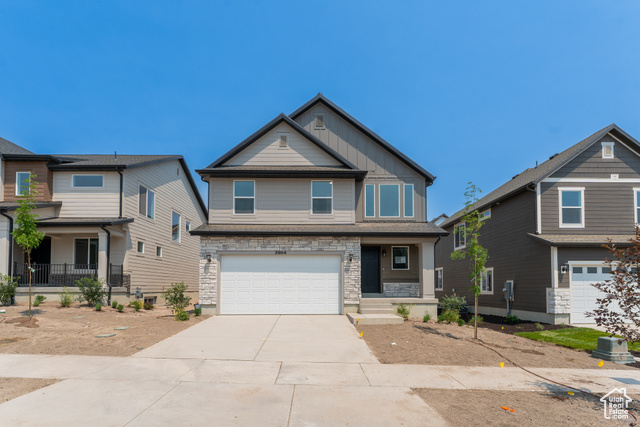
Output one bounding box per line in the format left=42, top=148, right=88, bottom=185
left=416, top=389, right=637, bottom=427
left=357, top=320, right=634, bottom=369
left=475, top=314, right=573, bottom=334
left=0, top=303, right=210, bottom=357
left=0, top=378, right=59, bottom=403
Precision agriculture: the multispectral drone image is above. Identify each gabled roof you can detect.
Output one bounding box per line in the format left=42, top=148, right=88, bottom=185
left=441, top=124, right=638, bottom=228
left=290, top=93, right=436, bottom=183
left=200, top=113, right=359, bottom=172
left=0, top=136, right=34, bottom=156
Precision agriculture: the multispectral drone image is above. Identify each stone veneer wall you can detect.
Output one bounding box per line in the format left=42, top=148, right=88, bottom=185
left=382, top=283, right=420, bottom=298
left=199, top=236, right=361, bottom=307
left=546, top=288, right=571, bottom=314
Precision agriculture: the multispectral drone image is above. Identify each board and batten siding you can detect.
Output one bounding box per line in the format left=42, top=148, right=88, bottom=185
left=52, top=171, right=120, bottom=217
left=123, top=159, right=206, bottom=296
left=226, top=122, right=342, bottom=167
left=435, top=190, right=550, bottom=313
left=4, top=161, right=53, bottom=202
left=209, top=178, right=355, bottom=224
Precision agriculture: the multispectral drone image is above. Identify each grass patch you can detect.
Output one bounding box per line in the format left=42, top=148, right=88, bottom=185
left=515, top=327, right=640, bottom=352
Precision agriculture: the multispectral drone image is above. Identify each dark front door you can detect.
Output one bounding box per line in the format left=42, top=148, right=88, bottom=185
left=361, top=246, right=381, bottom=294
left=30, top=236, right=51, bottom=285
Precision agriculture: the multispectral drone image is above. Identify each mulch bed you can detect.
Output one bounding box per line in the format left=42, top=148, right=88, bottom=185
left=469, top=314, right=574, bottom=334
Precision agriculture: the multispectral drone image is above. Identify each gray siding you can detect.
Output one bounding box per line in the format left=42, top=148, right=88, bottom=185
left=435, top=190, right=550, bottom=313
left=557, top=247, right=612, bottom=288
left=380, top=244, right=419, bottom=282
left=52, top=171, right=120, bottom=218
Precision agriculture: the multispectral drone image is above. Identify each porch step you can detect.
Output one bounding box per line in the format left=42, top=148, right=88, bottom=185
left=347, top=313, right=404, bottom=325
left=358, top=299, right=397, bottom=315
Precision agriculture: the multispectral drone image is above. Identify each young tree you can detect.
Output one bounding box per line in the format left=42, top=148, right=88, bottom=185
left=451, top=183, right=489, bottom=339
left=587, top=227, right=640, bottom=343
left=13, top=173, right=45, bottom=318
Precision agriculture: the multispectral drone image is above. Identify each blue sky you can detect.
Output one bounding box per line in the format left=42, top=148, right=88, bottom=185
left=1, top=1, right=639, bottom=219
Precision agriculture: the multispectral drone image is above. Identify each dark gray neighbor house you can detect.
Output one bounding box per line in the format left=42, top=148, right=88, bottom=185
left=435, top=124, right=638, bottom=324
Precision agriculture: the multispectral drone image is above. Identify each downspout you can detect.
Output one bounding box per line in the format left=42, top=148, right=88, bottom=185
left=0, top=210, right=13, bottom=278
left=116, top=169, right=123, bottom=219
left=100, top=225, right=112, bottom=305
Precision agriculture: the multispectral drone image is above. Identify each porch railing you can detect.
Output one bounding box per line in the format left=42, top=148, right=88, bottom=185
left=13, top=263, right=124, bottom=287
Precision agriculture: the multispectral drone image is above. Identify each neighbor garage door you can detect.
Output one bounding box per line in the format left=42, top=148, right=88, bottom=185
left=571, top=265, right=621, bottom=323
left=219, top=254, right=341, bottom=315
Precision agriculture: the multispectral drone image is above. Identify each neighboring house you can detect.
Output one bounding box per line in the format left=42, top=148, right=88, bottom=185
left=193, top=94, right=447, bottom=317
left=435, top=124, right=640, bottom=324
left=0, top=137, right=207, bottom=303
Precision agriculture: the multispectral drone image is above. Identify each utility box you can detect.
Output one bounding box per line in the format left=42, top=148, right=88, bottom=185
left=503, top=280, right=514, bottom=302
left=592, top=337, right=635, bottom=364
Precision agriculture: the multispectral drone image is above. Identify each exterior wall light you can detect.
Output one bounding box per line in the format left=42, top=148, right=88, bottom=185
left=206, top=254, right=212, bottom=263
left=382, top=249, right=386, bottom=257
left=348, top=253, right=353, bottom=262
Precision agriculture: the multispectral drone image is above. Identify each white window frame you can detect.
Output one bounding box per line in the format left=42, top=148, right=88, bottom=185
left=404, top=184, right=414, bottom=218
left=171, top=211, right=181, bottom=243
left=602, top=142, right=615, bottom=159
left=71, top=174, right=104, bottom=189
left=453, top=223, right=466, bottom=250
left=635, top=188, right=640, bottom=225
left=233, top=180, right=255, bottom=215
left=435, top=267, right=443, bottom=291
left=314, top=113, right=326, bottom=129
left=311, top=180, right=333, bottom=215
left=480, top=209, right=491, bottom=221
left=379, top=184, right=401, bottom=218
left=365, top=184, right=375, bottom=218
left=156, top=246, right=162, bottom=258
left=15, top=171, right=30, bottom=196
left=391, top=246, right=410, bottom=270
left=137, top=241, right=145, bottom=254
left=480, top=267, right=494, bottom=295
left=138, top=185, right=155, bottom=220
left=186, top=221, right=191, bottom=232
left=277, top=132, right=289, bottom=149
left=558, top=187, right=585, bottom=229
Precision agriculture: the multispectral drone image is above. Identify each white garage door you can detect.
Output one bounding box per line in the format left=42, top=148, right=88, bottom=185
left=571, top=265, right=620, bottom=323
left=220, top=255, right=341, bottom=315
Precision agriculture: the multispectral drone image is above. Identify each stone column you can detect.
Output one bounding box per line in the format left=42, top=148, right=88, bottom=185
left=419, top=241, right=435, bottom=299
left=97, top=231, right=108, bottom=282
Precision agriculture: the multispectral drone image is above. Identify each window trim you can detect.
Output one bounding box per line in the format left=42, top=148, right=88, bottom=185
left=138, top=185, right=155, bottom=220
left=558, top=187, right=585, bottom=229
left=71, top=174, right=104, bottom=189
left=137, top=241, right=145, bottom=254
left=314, top=113, right=326, bottom=129
left=277, top=132, right=289, bottom=150
left=480, top=267, right=494, bottom=295
left=391, top=246, right=410, bottom=270
left=602, top=142, right=615, bottom=159
left=634, top=188, right=640, bottom=225
left=311, top=180, right=333, bottom=215
left=404, top=184, right=414, bottom=218
left=233, top=180, right=255, bottom=215
left=15, top=171, right=30, bottom=196
left=156, top=246, right=162, bottom=258
left=454, top=223, right=466, bottom=250
left=365, top=184, right=375, bottom=218
left=480, top=209, right=491, bottom=221
left=435, top=267, right=443, bottom=291
left=379, top=184, right=401, bottom=218
left=73, top=237, right=99, bottom=267
left=171, top=211, right=181, bottom=243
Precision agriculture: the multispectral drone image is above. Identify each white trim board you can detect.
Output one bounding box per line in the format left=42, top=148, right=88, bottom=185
left=542, top=177, right=640, bottom=183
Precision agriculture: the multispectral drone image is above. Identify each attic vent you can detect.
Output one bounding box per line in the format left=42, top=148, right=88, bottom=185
left=278, top=134, right=288, bottom=148
left=512, top=174, right=520, bottom=180
left=549, top=153, right=559, bottom=160
left=314, top=113, right=325, bottom=129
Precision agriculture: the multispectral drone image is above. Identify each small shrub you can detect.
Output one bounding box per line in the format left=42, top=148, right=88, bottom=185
left=457, top=318, right=465, bottom=326
left=175, top=309, right=189, bottom=321
left=475, top=315, right=484, bottom=324
left=143, top=302, right=154, bottom=310
left=535, top=322, right=544, bottom=331
left=75, top=276, right=106, bottom=307
left=439, top=295, right=466, bottom=314
left=437, top=314, right=445, bottom=323
left=95, top=303, right=102, bottom=311
left=194, top=306, right=202, bottom=316
left=59, top=288, right=73, bottom=307
left=117, top=304, right=124, bottom=312
left=441, top=309, right=460, bottom=324
left=162, top=282, right=192, bottom=321
left=33, top=295, right=46, bottom=307
left=111, top=300, right=118, bottom=309
left=130, top=300, right=142, bottom=312
left=423, top=313, right=431, bottom=323
left=506, top=315, right=520, bottom=325
left=396, top=303, right=412, bottom=320
left=0, top=274, right=18, bottom=306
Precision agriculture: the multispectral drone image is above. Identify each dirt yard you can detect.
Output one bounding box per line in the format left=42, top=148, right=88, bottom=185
left=0, top=303, right=209, bottom=357
left=0, top=378, right=59, bottom=403
left=357, top=320, right=633, bottom=370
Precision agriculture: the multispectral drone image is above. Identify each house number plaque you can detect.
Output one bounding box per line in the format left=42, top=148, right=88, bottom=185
left=275, top=250, right=287, bottom=255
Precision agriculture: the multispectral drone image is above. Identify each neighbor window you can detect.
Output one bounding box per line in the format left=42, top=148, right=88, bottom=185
left=74, top=238, right=98, bottom=266
left=392, top=246, right=409, bottom=270
left=186, top=221, right=191, bottom=232
left=156, top=246, right=162, bottom=257
left=72, top=175, right=103, bottom=188
left=379, top=184, right=400, bottom=217
left=404, top=184, right=414, bottom=217
left=454, top=223, right=466, bottom=250
left=602, top=142, right=614, bottom=159
left=139, top=185, right=155, bottom=219
left=278, top=133, right=288, bottom=148
left=559, top=188, right=584, bottom=228
left=480, top=268, right=493, bottom=294
left=311, top=181, right=333, bottom=214
left=234, top=180, right=255, bottom=214
left=365, top=184, right=375, bottom=217
left=635, top=189, right=640, bottom=224
left=172, top=211, right=181, bottom=242
left=314, top=113, right=325, bottom=128
left=137, top=241, right=145, bottom=253
left=435, top=268, right=443, bottom=290
left=16, top=172, right=30, bottom=196
left=480, top=209, right=491, bottom=220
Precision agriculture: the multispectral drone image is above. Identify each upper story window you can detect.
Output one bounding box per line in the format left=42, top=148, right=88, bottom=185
left=139, top=185, right=155, bottom=219
left=314, top=113, right=325, bottom=129
left=559, top=187, right=585, bottom=228
left=602, top=142, right=614, bottom=159
left=480, top=268, right=493, bottom=294
left=16, top=172, right=30, bottom=196
left=234, top=180, right=255, bottom=215
left=454, top=223, right=466, bottom=250
left=365, top=184, right=375, bottom=217
left=435, top=268, right=443, bottom=290
left=311, top=181, right=333, bottom=215
left=278, top=133, right=288, bottom=149
left=480, top=209, right=491, bottom=220
left=404, top=184, right=414, bottom=218
left=72, top=175, right=103, bottom=188
left=392, top=246, right=409, bottom=270
left=379, top=184, right=400, bottom=217
left=74, top=238, right=98, bottom=266
left=172, top=211, right=181, bottom=242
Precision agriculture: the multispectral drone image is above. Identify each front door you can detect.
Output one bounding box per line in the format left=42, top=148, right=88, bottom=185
left=361, top=246, right=381, bottom=294
left=30, top=236, right=51, bottom=285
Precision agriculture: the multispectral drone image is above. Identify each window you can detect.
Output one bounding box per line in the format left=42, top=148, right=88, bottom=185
left=480, top=268, right=493, bottom=294
left=311, top=181, right=333, bottom=214
left=278, top=133, right=288, bottom=149
left=186, top=221, right=191, bottom=232
left=72, top=175, right=103, bottom=188
left=234, top=181, right=255, bottom=214
left=635, top=189, right=640, bottom=225
left=559, top=188, right=584, bottom=228
left=572, top=267, right=583, bottom=274
left=139, top=185, right=155, bottom=219
left=137, top=241, right=145, bottom=253
left=435, top=268, right=443, bottom=290
left=391, top=246, right=409, bottom=270
left=587, top=267, right=598, bottom=274
left=404, top=184, right=414, bottom=217
left=603, top=267, right=612, bottom=274
left=156, top=246, right=162, bottom=257
left=172, top=211, right=181, bottom=242
left=602, top=142, right=614, bottom=159
left=480, top=209, right=491, bottom=220
left=314, top=113, right=325, bottom=129
left=454, top=223, right=466, bottom=250
left=74, top=238, right=98, bottom=266
left=365, top=184, right=375, bottom=217
left=16, top=172, right=30, bottom=196
left=379, top=184, right=400, bottom=217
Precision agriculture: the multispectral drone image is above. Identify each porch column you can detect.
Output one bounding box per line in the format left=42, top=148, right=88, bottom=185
left=419, top=241, right=435, bottom=299
left=97, top=230, right=108, bottom=282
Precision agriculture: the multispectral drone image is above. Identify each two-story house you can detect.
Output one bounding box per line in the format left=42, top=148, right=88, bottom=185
left=0, top=136, right=207, bottom=303
left=435, top=124, right=639, bottom=324
left=193, top=94, right=447, bottom=317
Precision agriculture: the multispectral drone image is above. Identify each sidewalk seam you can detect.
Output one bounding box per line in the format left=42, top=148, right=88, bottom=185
left=122, top=381, right=181, bottom=427
left=254, top=315, right=280, bottom=361
left=286, top=384, right=296, bottom=427
left=359, top=364, right=372, bottom=386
